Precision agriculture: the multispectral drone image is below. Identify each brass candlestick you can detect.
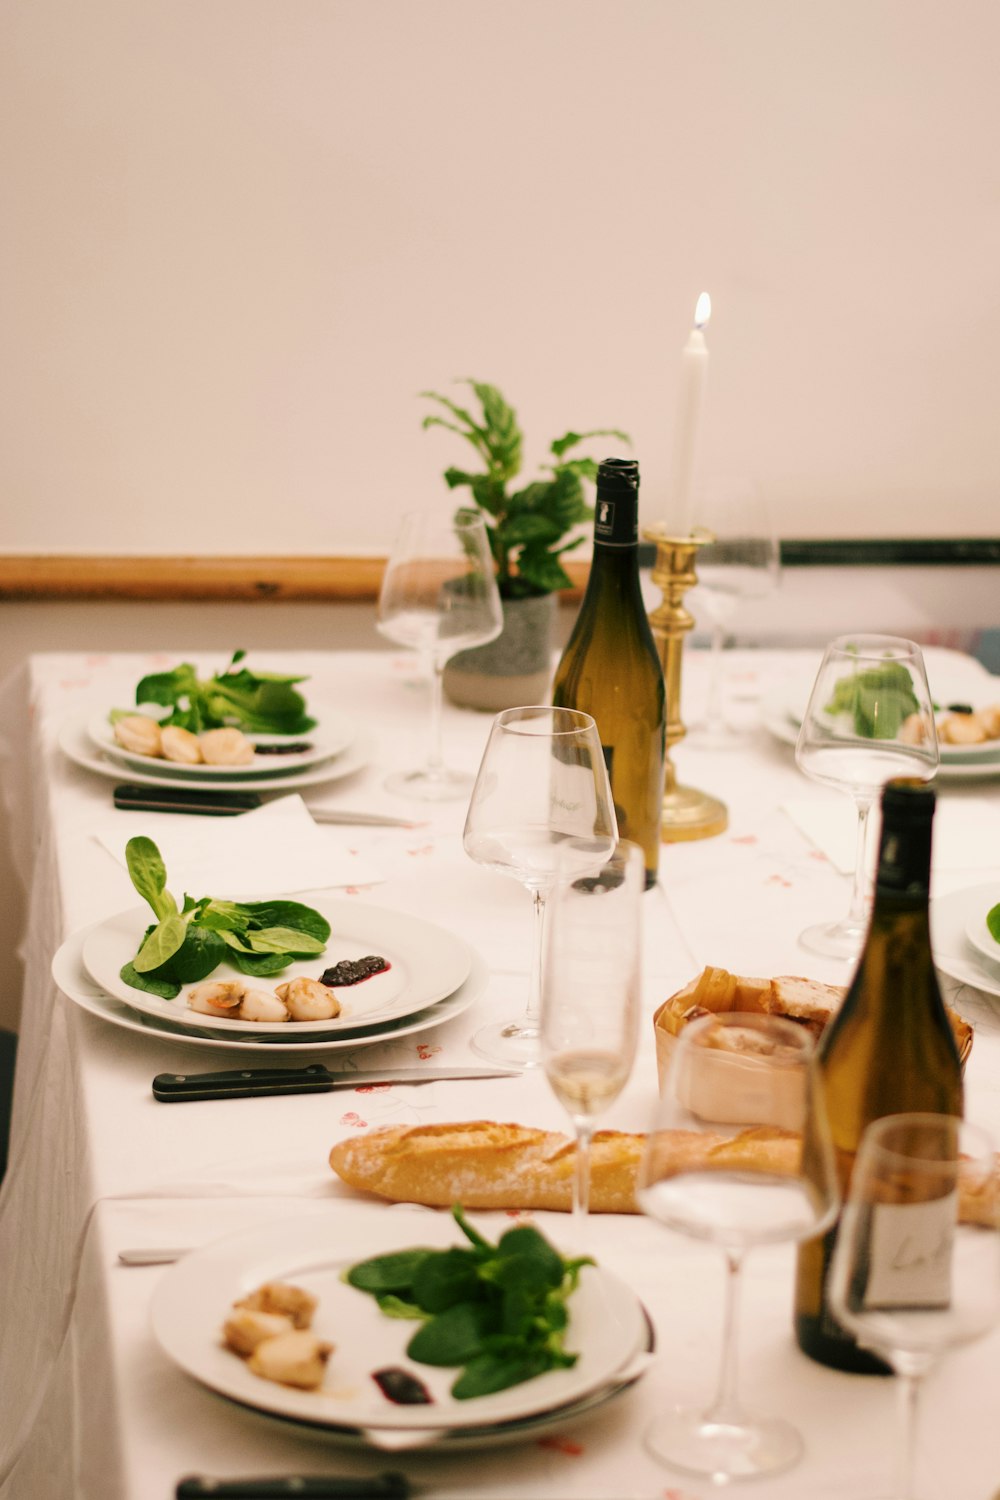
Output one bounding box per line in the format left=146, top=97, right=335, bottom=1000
left=643, top=525, right=728, bottom=841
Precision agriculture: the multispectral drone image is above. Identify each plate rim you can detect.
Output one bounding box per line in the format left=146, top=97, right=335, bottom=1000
left=931, top=882, right=1000, bottom=999
left=79, top=897, right=472, bottom=1037
left=148, top=1212, right=649, bottom=1435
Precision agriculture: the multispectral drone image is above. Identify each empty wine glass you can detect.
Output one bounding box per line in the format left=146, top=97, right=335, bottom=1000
left=688, top=479, right=781, bottom=749
left=795, top=635, right=938, bottom=960
left=377, top=507, right=503, bottom=800
left=463, top=706, right=618, bottom=1067
left=829, top=1113, right=1000, bottom=1500
left=638, top=1011, right=838, bottom=1481
left=540, top=840, right=643, bottom=1245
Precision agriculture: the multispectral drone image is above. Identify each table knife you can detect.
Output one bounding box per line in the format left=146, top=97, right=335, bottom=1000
left=176, top=1475, right=410, bottom=1499
left=152, top=1063, right=520, bottom=1102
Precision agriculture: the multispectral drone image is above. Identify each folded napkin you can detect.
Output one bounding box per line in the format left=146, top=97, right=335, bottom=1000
left=781, top=795, right=1000, bottom=875
left=92, top=793, right=384, bottom=895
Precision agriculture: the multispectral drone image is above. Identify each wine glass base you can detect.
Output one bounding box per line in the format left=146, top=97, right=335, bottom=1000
left=470, top=1019, right=540, bottom=1069
left=799, top=916, right=866, bottom=960
left=383, top=767, right=475, bottom=802
left=645, top=1404, right=803, bottom=1481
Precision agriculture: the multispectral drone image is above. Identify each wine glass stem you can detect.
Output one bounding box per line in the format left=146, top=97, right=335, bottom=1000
left=524, top=887, right=548, bottom=1032
left=572, top=1119, right=594, bottom=1245
left=706, top=1249, right=746, bottom=1425
left=895, top=1372, right=921, bottom=1500
left=848, top=795, right=873, bottom=928
left=425, top=656, right=446, bottom=776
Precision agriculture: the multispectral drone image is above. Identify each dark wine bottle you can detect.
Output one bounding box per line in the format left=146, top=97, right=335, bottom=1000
left=794, top=777, right=964, bottom=1373
left=551, top=458, right=666, bottom=889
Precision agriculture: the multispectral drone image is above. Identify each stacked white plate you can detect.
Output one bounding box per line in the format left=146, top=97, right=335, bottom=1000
left=150, top=1212, right=653, bottom=1450
left=51, top=897, right=487, bottom=1054
left=59, top=702, right=374, bottom=793
left=931, top=883, right=1000, bottom=1000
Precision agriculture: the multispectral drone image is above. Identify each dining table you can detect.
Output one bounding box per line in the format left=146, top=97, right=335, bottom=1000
left=1, top=642, right=999, bottom=1500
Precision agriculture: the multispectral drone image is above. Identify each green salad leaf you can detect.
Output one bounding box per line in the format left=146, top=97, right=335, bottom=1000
left=119, top=836, right=330, bottom=998
left=131, top=651, right=315, bottom=736
left=825, top=659, right=920, bottom=739
left=344, top=1205, right=592, bottom=1400
left=987, top=902, right=1000, bottom=945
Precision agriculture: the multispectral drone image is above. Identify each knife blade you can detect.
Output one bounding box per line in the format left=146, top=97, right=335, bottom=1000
left=176, top=1475, right=410, bottom=1499
left=152, top=1064, right=520, bottom=1102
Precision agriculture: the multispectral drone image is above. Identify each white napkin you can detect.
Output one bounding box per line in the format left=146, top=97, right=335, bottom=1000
left=781, top=795, right=1000, bottom=875
left=92, top=794, right=384, bottom=895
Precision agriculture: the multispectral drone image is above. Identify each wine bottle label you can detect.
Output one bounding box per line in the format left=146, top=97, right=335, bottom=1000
left=593, top=495, right=638, bottom=547
left=859, top=1191, right=957, bottom=1310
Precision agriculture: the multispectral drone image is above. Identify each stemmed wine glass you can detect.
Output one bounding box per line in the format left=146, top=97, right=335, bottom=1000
left=637, top=1011, right=839, bottom=1481
left=829, top=1113, right=1000, bottom=1500
left=795, top=635, right=938, bottom=959
left=376, top=507, right=503, bottom=800
left=688, top=479, right=781, bottom=750
left=463, top=706, right=618, bottom=1067
left=540, top=840, right=643, bottom=1245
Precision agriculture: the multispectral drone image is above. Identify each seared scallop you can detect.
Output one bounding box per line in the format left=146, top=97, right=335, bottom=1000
left=274, top=977, right=340, bottom=1022
left=236, top=1281, right=317, bottom=1330
left=113, top=714, right=163, bottom=758
left=199, top=727, right=255, bottom=766
left=187, top=980, right=247, bottom=1016
left=238, top=988, right=289, bottom=1023
left=247, top=1330, right=333, bottom=1390
left=160, top=725, right=203, bottom=764
left=223, top=1308, right=294, bottom=1357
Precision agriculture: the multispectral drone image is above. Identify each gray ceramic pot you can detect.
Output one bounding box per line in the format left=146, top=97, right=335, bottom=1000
left=443, top=592, right=557, bottom=711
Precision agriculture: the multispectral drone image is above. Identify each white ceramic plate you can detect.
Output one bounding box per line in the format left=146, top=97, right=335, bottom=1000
left=761, top=688, right=1000, bottom=782
left=52, top=922, right=486, bottom=1053
left=86, top=703, right=356, bottom=780
left=80, top=898, right=472, bottom=1037
left=59, top=714, right=374, bottom=793
left=963, top=894, right=1000, bottom=970
left=931, top=884, right=1000, bottom=999
left=150, top=1213, right=649, bottom=1435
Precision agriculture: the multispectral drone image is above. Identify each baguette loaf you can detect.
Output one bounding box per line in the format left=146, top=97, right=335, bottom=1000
left=329, top=1119, right=996, bottom=1226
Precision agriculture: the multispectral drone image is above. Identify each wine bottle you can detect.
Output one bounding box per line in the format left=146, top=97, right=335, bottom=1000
left=794, top=777, right=964, bottom=1373
left=552, top=458, right=665, bottom=889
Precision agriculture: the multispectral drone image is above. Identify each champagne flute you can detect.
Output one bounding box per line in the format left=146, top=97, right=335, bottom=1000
left=638, top=1011, right=838, bottom=1481
left=828, top=1114, right=1000, bottom=1500
left=463, top=705, right=618, bottom=1067
left=795, top=635, right=938, bottom=960
left=376, top=507, right=503, bottom=800
left=687, top=478, right=781, bottom=750
left=540, top=841, right=643, bottom=1244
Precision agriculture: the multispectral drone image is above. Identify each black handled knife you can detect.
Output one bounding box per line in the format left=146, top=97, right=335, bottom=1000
left=152, top=1063, right=520, bottom=1102
left=176, top=1474, right=410, bottom=1499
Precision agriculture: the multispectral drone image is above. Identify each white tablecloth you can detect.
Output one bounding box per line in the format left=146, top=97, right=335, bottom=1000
left=1, top=646, right=999, bottom=1500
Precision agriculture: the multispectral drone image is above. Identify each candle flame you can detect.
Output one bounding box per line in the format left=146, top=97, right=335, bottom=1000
left=694, top=292, right=712, bottom=328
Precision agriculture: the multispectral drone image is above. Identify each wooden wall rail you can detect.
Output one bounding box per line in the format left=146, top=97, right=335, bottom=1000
left=0, top=556, right=589, bottom=603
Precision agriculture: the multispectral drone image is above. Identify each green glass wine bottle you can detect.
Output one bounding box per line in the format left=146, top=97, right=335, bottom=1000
left=794, top=777, right=964, bottom=1373
left=552, top=458, right=666, bottom=889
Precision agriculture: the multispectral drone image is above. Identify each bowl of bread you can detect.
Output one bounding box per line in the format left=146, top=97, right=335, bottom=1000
left=653, top=965, right=974, bottom=1127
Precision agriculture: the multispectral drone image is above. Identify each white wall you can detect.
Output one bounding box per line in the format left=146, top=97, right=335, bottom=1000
left=3, top=0, right=1000, bottom=551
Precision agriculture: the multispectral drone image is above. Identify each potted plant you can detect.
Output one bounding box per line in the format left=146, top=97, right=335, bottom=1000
left=421, top=379, right=630, bottom=710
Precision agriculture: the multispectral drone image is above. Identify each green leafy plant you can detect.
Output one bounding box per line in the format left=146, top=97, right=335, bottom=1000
left=122, top=651, right=315, bottom=735
left=345, top=1204, right=593, bottom=1399
left=120, top=836, right=330, bottom=998
left=421, top=380, right=630, bottom=600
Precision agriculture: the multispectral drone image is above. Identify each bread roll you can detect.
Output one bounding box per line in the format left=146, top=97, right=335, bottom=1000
left=329, top=1119, right=995, bottom=1227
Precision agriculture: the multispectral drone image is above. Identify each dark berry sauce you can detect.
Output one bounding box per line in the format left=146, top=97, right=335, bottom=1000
left=253, top=741, right=314, bottom=756
left=320, top=955, right=390, bottom=987
left=372, top=1366, right=433, bottom=1405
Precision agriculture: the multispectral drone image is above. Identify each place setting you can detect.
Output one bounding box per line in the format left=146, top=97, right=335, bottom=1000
left=58, top=651, right=378, bottom=794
